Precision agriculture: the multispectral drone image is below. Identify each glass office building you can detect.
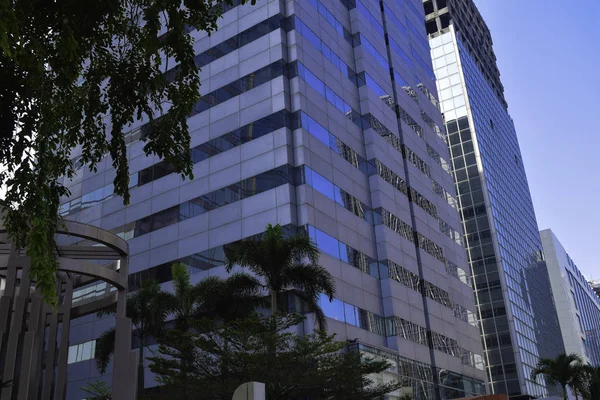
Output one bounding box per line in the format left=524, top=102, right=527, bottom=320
left=425, top=1, right=564, bottom=398
left=541, top=229, right=600, bottom=367
left=58, top=0, right=488, bottom=398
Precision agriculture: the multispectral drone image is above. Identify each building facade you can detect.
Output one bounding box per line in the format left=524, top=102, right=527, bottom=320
left=540, top=229, right=600, bottom=367
left=425, top=1, right=564, bottom=398
left=591, top=280, right=600, bottom=299
left=59, top=0, right=488, bottom=398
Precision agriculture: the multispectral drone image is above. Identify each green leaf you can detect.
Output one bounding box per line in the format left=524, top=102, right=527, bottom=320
left=0, top=0, right=257, bottom=306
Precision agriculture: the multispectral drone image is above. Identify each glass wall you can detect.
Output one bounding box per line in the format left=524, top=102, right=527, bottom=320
left=430, top=30, right=564, bottom=398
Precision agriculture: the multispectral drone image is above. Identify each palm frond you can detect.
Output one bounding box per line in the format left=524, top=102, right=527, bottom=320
left=171, top=262, right=192, bottom=301
left=95, top=303, right=117, bottom=319
left=224, top=239, right=264, bottom=274
left=95, top=327, right=116, bottom=374
left=192, top=273, right=263, bottom=321
left=224, top=272, right=263, bottom=297
left=295, top=289, right=327, bottom=331
left=285, top=264, right=336, bottom=301
left=128, top=279, right=169, bottom=335
left=286, top=233, right=320, bottom=265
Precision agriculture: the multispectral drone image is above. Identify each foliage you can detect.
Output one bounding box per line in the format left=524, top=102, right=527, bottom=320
left=162, top=263, right=263, bottom=331
left=95, top=279, right=168, bottom=399
left=581, top=365, right=600, bottom=400
left=80, top=380, right=112, bottom=400
left=530, top=352, right=585, bottom=400
left=0, top=0, right=255, bottom=306
left=225, top=224, right=335, bottom=330
left=149, top=313, right=401, bottom=400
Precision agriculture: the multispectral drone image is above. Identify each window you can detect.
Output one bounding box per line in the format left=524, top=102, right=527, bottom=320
left=68, top=340, right=96, bottom=364
left=320, top=294, right=345, bottom=322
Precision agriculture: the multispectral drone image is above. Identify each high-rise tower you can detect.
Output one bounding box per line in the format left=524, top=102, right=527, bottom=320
left=541, top=229, right=600, bottom=368
left=59, top=0, right=487, bottom=398
left=424, top=1, right=564, bottom=398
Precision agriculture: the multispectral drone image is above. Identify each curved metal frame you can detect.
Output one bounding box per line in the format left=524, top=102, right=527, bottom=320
left=0, top=221, right=136, bottom=400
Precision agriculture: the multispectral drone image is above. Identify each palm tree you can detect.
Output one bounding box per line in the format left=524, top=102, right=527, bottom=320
left=95, top=279, right=168, bottom=399
left=570, top=362, right=589, bottom=400
left=224, top=224, right=335, bottom=330
left=531, top=352, right=584, bottom=400
left=583, top=365, right=600, bottom=400
left=162, top=262, right=263, bottom=331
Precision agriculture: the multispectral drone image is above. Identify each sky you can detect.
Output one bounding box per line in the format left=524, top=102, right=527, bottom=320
left=472, top=0, right=600, bottom=280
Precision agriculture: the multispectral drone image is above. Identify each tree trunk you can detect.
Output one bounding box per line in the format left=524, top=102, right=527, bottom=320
left=562, top=384, right=567, bottom=400
left=270, top=290, right=277, bottom=314
left=268, top=290, right=277, bottom=364
left=137, top=338, right=145, bottom=399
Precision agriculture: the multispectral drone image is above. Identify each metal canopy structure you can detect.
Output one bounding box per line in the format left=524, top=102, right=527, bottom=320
left=0, top=220, right=137, bottom=400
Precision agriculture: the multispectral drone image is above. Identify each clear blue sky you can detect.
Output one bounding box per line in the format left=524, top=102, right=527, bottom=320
left=473, top=0, right=600, bottom=279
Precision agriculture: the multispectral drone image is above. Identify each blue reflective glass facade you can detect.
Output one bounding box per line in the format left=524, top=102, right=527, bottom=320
left=430, top=28, right=564, bottom=399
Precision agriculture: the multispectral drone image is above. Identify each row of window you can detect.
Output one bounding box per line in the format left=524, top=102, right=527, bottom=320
left=385, top=260, right=476, bottom=327
left=358, top=343, right=486, bottom=397
left=389, top=36, right=413, bottom=69
left=123, top=220, right=471, bottom=333
left=416, top=233, right=446, bottom=264
left=107, top=165, right=293, bottom=240
left=156, top=0, right=242, bottom=42
left=430, top=332, right=485, bottom=370
left=398, top=105, right=424, bottom=139
left=138, top=110, right=290, bottom=186
left=66, top=57, right=291, bottom=208
left=306, top=0, right=348, bottom=39
left=293, top=16, right=396, bottom=114
left=67, top=340, right=96, bottom=364
left=293, top=85, right=466, bottom=267
left=403, top=144, right=431, bottom=178
left=305, top=0, right=443, bottom=135
left=424, top=281, right=478, bottom=326
left=164, top=14, right=286, bottom=83
left=292, top=16, right=352, bottom=78
left=394, top=70, right=419, bottom=103
left=302, top=165, right=456, bottom=252
left=308, top=225, right=473, bottom=327
left=191, top=60, right=288, bottom=115
left=295, top=61, right=457, bottom=218
left=297, top=111, right=369, bottom=174
left=427, top=143, right=452, bottom=174
left=447, top=260, right=472, bottom=287
left=72, top=282, right=115, bottom=305
left=127, top=225, right=299, bottom=289
left=355, top=0, right=385, bottom=38
left=320, top=294, right=387, bottom=335
left=421, top=109, right=445, bottom=140
left=308, top=194, right=445, bottom=285
left=319, top=294, right=483, bottom=370
left=60, top=110, right=292, bottom=217
left=354, top=33, right=388, bottom=71
left=418, top=82, right=441, bottom=110
left=371, top=159, right=408, bottom=195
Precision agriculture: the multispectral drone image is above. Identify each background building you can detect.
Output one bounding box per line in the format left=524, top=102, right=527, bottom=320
left=590, top=280, right=600, bottom=299
left=58, top=0, right=487, bottom=398
left=425, top=0, right=565, bottom=398
left=541, top=229, right=600, bottom=367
